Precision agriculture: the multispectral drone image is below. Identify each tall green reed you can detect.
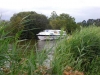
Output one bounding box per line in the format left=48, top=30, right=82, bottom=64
left=0, top=22, right=52, bottom=75
left=52, top=26, right=100, bottom=75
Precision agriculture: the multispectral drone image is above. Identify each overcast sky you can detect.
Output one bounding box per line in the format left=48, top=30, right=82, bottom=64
left=0, top=0, right=100, bottom=22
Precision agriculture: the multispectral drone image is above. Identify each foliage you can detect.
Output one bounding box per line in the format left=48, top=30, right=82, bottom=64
left=68, top=26, right=100, bottom=72
left=79, top=19, right=100, bottom=26
left=10, top=11, right=49, bottom=39
left=49, top=11, right=58, bottom=20
left=0, top=26, right=50, bottom=75
left=49, top=12, right=80, bottom=34
left=0, top=20, right=13, bottom=38
left=52, top=26, right=100, bottom=75
left=1, top=22, right=100, bottom=75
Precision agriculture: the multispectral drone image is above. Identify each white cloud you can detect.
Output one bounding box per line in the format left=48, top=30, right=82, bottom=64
left=0, top=0, right=100, bottom=22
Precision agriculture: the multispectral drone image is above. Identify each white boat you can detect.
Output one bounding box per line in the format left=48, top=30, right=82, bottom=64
left=36, top=30, right=66, bottom=40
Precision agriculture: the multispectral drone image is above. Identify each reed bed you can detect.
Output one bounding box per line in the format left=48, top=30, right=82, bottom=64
left=52, top=26, right=100, bottom=75
left=0, top=24, right=100, bottom=75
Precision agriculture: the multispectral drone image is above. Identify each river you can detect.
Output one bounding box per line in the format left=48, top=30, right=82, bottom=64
left=18, top=39, right=57, bottom=51
left=17, top=39, right=57, bottom=68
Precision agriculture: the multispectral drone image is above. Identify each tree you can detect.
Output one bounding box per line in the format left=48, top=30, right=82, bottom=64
left=49, top=11, right=58, bottom=20
left=82, top=20, right=87, bottom=26
left=10, top=11, right=49, bottom=39
left=80, top=19, right=100, bottom=27
left=49, top=13, right=79, bottom=34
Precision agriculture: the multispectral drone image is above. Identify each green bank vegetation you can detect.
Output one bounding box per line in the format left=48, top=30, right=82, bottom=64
left=0, top=22, right=100, bottom=75
left=0, top=24, right=50, bottom=75
left=52, top=26, right=100, bottom=75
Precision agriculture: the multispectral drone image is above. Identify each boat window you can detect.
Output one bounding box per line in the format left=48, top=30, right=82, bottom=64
left=54, top=31, right=57, bottom=33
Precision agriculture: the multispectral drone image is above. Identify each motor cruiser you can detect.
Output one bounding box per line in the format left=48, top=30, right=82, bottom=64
left=36, top=30, right=66, bottom=40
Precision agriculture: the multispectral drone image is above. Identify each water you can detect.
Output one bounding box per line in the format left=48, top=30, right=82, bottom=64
left=37, top=40, right=57, bottom=68
left=18, top=39, right=57, bottom=50
left=37, top=40, right=56, bottom=50
left=18, top=39, right=57, bottom=68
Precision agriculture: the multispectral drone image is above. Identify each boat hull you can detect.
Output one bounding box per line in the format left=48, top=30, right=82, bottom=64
left=37, top=35, right=64, bottom=40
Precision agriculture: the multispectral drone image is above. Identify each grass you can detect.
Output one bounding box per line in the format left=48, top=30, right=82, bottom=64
left=52, top=26, right=100, bottom=75
left=0, top=24, right=51, bottom=75
left=0, top=23, right=100, bottom=75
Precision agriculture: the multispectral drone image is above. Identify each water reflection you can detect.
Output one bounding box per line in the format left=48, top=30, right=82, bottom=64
left=18, top=39, right=57, bottom=51
left=37, top=40, right=56, bottom=50
left=11, top=39, right=57, bottom=68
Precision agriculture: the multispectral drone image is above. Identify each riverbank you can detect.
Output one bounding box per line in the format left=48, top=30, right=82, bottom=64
left=0, top=26, right=100, bottom=75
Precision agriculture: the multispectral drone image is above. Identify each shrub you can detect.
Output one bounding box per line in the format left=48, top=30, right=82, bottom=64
left=52, top=26, right=100, bottom=75
left=68, top=26, right=100, bottom=72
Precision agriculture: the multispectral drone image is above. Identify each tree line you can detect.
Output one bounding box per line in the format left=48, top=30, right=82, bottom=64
left=1, top=11, right=80, bottom=39
left=77, top=19, right=100, bottom=26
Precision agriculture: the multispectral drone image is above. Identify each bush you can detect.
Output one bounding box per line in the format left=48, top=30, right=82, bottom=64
left=69, top=26, right=100, bottom=72
left=52, top=26, right=100, bottom=75
left=0, top=26, right=49, bottom=75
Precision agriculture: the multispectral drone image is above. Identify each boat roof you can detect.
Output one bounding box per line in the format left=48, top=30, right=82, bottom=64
left=44, top=29, right=63, bottom=31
